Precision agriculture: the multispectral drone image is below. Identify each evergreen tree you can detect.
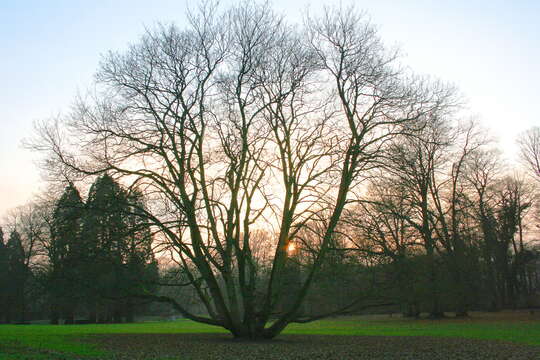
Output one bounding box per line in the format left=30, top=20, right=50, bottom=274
left=41, top=177, right=157, bottom=323
left=122, top=191, right=158, bottom=321
left=6, top=230, right=27, bottom=322
left=0, top=227, right=8, bottom=322
left=82, top=174, right=157, bottom=322
left=48, top=183, right=84, bottom=324
left=82, top=174, right=126, bottom=322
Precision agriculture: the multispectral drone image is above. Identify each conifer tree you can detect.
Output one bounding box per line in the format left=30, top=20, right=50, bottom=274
left=6, top=230, right=27, bottom=322
left=48, top=183, right=84, bottom=324
left=82, top=174, right=157, bottom=322
left=0, top=227, right=8, bottom=322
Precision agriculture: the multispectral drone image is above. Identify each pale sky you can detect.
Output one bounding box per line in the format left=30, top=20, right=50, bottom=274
left=1, top=0, right=539, bottom=217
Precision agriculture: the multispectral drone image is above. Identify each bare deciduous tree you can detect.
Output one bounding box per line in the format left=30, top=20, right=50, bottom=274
left=29, top=2, right=454, bottom=338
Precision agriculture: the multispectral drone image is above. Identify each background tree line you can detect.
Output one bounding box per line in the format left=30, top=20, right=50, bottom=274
left=325, top=124, right=540, bottom=318
left=0, top=174, right=158, bottom=324
left=1, top=127, right=539, bottom=325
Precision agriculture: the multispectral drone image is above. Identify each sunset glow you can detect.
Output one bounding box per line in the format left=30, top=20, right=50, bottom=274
left=287, top=242, right=296, bottom=254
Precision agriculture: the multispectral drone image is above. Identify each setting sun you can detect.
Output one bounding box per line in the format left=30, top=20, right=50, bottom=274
left=287, top=242, right=296, bottom=254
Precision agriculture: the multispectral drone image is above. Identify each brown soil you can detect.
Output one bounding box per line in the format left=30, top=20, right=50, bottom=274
left=88, top=333, right=540, bottom=359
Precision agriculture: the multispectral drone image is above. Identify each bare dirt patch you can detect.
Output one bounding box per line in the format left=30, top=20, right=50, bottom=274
left=88, top=333, right=540, bottom=359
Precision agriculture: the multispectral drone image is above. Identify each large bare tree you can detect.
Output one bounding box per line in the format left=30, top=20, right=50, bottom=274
left=30, top=2, right=453, bottom=338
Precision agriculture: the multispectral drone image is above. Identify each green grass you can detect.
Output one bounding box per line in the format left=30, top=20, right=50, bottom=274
left=1, top=312, right=539, bottom=359
left=0, top=321, right=227, bottom=359
left=285, top=314, right=540, bottom=344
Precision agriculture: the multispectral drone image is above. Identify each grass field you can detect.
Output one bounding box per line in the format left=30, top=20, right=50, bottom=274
left=1, top=311, right=539, bottom=359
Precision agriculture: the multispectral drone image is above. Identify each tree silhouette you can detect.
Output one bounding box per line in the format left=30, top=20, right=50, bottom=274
left=47, top=183, right=84, bottom=324
left=31, top=1, right=454, bottom=338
